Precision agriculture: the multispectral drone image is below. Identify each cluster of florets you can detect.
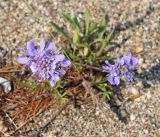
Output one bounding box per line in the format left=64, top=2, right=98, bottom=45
left=17, top=37, right=71, bottom=87
left=102, top=53, right=138, bottom=85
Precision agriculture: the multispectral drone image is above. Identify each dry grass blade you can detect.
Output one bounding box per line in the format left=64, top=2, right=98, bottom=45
left=5, top=113, right=18, bottom=129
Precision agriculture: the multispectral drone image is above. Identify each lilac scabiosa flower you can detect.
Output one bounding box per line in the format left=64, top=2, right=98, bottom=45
left=17, top=37, right=71, bottom=87
left=102, top=52, right=137, bottom=85
left=102, top=61, right=120, bottom=85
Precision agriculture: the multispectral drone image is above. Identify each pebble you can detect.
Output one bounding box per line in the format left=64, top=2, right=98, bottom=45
left=130, top=114, right=136, bottom=121
left=136, top=81, right=143, bottom=88
left=145, top=41, right=153, bottom=49
left=132, top=46, right=143, bottom=53
left=138, top=58, right=144, bottom=65
left=0, top=77, right=11, bottom=93
left=142, top=64, right=148, bottom=69
left=128, top=87, right=140, bottom=99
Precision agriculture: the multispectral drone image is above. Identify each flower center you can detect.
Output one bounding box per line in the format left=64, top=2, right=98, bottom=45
left=36, top=56, right=53, bottom=71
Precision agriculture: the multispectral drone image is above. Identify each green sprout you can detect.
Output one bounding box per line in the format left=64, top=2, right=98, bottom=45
left=51, top=10, right=114, bottom=67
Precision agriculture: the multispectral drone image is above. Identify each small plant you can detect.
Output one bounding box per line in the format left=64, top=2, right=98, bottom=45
left=17, top=10, right=138, bottom=104
left=51, top=10, right=114, bottom=67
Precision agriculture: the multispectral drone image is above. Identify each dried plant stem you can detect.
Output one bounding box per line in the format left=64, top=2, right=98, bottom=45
left=5, top=112, right=18, bottom=129
left=0, top=69, right=25, bottom=73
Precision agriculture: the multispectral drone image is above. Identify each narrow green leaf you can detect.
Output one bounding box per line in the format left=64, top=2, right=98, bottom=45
left=99, top=17, right=106, bottom=28
left=85, top=10, right=91, bottom=35
left=50, top=21, right=70, bottom=40
left=62, top=13, right=75, bottom=29
left=63, top=13, right=80, bottom=31
left=73, top=31, right=79, bottom=44
left=98, top=17, right=106, bottom=39
left=83, top=46, right=89, bottom=56
left=73, top=17, right=80, bottom=30
left=104, top=30, right=114, bottom=44
left=89, top=23, right=97, bottom=33
left=65, top=48, right=75, bottom=60
left=99, top=91, right=111, bottom=100
left=89, top=38, right=102, bottom=46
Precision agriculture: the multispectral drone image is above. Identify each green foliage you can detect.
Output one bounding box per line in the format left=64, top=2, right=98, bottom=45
left=16, top=78, right=39, bottom=90
left=49, top=80, right=67, bottom=104
left=50, top=10, right=114, bottom=100
left=92, top=77, right=112, bottom=101
left=51, top=10, right=114, bottom=66
left=53, top=89, right=66, bottom=104
left=98, top=91, right=111, bottom=100
left=85, top=10, right=91, bottom=36
left=50, top=22, right=70, bottom=40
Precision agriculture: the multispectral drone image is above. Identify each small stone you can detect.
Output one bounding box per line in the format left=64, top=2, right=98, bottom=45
left=143, top=129, right=148, bottom=134
left=46, top=132, right=53, bottom=137
left=132, top=46, right=143, bottom=53
left=142, top=64, right=147, bottom=69
left=136, top=81, right=143, bottom=88
left=129, top=87, right=140, bottom=99
left=138, top=58, right=144, bottom=65
left=130, top=114, right=136, bottom=121
left=0, top=77, right=11, bottom=93
left=137, top=68, right=143, bottom=74
left=145, top=41, right=152, bottom=49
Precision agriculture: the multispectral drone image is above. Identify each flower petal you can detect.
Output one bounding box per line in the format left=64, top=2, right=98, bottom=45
left=53, top=54, right=65, bottom=62
left=27, top=41, right=35, bottom=50
left=130, top=57, right=138, bottom=68
left=40, top=37, right=45, bottom=51
left=46, top=42, right=55, bottom=51
left=54, top=47, right=62, bottom=54
left=114, top=76, right=120, bottom=85
left=56, top=69, right=66, bottom=75
left=25, top=50, right=36, bottom=56
left=17, top=56, right=30, bottom=64
left=124, top=72, right=133, bottom=82
left=49, top=80, right=55, bottom=87
left=26, top=41, right=37, bottom=56
left=107, top=75, right=114, bottom=85
left=30, top=63, right=37, bottom=73
left=59, top=60, right=71, bottom=67
left=107, top=75, right=120, bottom=85
left=116, top=58, right=125, bottom=65
left=52, top=74, right=59, bottom=81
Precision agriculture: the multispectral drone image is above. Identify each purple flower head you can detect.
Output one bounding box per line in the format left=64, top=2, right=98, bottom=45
left=17, top=37, right=71, bottom=87
left=102, top=52, right=137, bottom=85
left=117, top=52, right=138, bottom=69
